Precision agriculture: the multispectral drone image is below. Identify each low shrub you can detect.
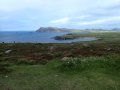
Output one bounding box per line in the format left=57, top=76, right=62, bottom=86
left=15, top=58, right=36, bottom=65
left=57, top=54, right=120, bottom=73
left=59, top=57, right=81, bottom=71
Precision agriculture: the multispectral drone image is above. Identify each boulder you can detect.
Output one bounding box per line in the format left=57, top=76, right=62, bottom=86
left=82, top=43, right=90, bottom=47
left=62, top=57, right=69, bottom=61
left=49, top=46, right=57, bottom=52
left=5, top=50, right=12, bottom=54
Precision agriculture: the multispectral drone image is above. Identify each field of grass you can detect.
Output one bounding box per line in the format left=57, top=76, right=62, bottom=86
left=0, top=32, right=120, bottom=90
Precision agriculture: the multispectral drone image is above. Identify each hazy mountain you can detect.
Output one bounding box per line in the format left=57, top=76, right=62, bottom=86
left=36, top=27, right=71, bottom=32
left=112, top=28, right=120, bottom=31
left=36, top=27, right=120, bottom=33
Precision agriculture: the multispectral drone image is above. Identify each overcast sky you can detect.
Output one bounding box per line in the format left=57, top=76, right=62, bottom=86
left=0, top=0, right=120, bottom=31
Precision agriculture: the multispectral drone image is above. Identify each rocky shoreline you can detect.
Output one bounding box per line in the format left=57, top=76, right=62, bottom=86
left=54, top=33, right=79, bottom=40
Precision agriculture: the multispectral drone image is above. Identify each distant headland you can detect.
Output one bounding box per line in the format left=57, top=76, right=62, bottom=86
left=36, top=27, right=72, bottom=32
left=36, top=27, right=120, bottom=32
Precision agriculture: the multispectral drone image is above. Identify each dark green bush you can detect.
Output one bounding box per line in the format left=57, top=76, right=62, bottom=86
left=0, top=52, right=4, bottom=57
left=0, top=63, right=11, bottom=74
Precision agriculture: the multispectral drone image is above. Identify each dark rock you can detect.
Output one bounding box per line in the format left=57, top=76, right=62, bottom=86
left=54, top=36, right=76, bottom=40
left=54, top=36, right=66, bottom=40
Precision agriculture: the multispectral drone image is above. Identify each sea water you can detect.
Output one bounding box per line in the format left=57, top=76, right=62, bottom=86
left=0, top=31, right=97, bottom=43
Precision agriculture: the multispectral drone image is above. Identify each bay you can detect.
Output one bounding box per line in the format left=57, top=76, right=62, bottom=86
left=0, top=31, right=97, bottom=43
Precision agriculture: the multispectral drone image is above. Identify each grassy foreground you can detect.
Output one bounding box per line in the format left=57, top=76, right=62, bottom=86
left=0, top=32, right=120, bottom=90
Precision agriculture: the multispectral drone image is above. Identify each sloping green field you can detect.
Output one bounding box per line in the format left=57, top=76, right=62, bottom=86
left=0, top=32, right=120, bottom=90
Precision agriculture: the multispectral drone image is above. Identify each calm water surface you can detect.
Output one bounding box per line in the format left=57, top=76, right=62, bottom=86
left=0, top=31, right=97, bottom=43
